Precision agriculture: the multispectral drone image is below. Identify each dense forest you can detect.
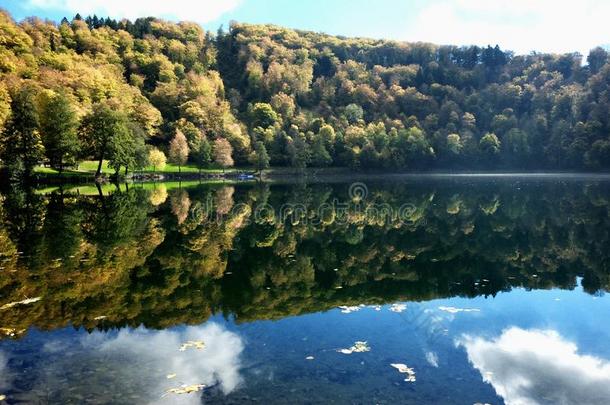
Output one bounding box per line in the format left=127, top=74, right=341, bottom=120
left=1, top=10, right=610, bottom=178
left=1, top=180, right=609, bottom=335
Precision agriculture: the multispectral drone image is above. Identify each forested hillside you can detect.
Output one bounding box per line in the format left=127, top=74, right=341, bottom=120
left=1, top=10, right=610, bottom=177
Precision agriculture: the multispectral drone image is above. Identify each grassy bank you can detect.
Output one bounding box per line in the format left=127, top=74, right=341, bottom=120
left=33, top=160, right=247, bottom=180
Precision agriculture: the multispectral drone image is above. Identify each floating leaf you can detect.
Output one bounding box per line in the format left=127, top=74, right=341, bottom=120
left=391, top=363, right=416, bottom=382
left=338, top=305, right=360, bottom=314
left=338, top=341, right=370, bottom=354
left=165, top=384, right=206, bottom=395
left=438, top=306, right=480, bottom=314
left=389, top=303, right=407, bottom=313
left=166, top=373, right=177, bottom=379
left=179, top=340, right=206, bottom=351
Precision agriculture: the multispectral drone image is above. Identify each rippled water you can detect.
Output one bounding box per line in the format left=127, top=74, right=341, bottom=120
left=0, top=176, right=609, bottom=404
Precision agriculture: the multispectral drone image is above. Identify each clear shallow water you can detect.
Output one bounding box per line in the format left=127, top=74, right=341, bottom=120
left=0, top=177, right=609, bottom=404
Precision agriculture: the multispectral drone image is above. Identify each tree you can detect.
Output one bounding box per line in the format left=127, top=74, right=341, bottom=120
left=344, top=104, right=364, bottom=124
left=39, top=91, right=80, bottom=173
left=213, top=138, right=234, bottom=173
left=148, top=148, right=167, bottom=173
left=249, top=103, right=279, bottom=129
left=480, top=133, right=501, bottom=156
left=107, top=122, right=148, bottom=176
left=446, top=134, right=462, bottom=154
left=1, top=87, right=44, bottom=178
left=80, top=104, right=131, bottom=178
left=288, top=135, right=311, bottom=169
left=311, top=137, right=332, bottom=167
left=252, top=141, right=270, bottom=175
left=587, top=47, right=608, bottom=75
left=193, top=135, right=212, bottom=174
left=168, top=129, right=189, bottom=173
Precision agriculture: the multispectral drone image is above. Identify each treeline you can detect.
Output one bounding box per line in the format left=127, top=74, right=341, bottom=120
left=1, top=10, right=610, bottom=178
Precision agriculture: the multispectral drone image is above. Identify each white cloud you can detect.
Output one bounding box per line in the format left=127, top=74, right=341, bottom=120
left=25, top=0, right=241, bottom=24
left=458, top=327, right=610, bottom=405
left=405, top=0, right=610, bottom=56
left=35, top=323, right=245, bottom=404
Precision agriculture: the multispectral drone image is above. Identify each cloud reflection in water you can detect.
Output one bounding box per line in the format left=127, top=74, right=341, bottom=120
left=459, top=327, right=610, bottom=405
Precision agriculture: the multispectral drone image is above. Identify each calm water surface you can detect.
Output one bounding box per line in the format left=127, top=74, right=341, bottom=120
left=0, top=176, right=609, bottom=404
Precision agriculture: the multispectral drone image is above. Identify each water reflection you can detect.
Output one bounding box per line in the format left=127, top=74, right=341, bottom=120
left=1, top=323, right=243, bottom=403
left=0, top=178, right=609, bottom=335
left=460, top=327, right=610, bottom=405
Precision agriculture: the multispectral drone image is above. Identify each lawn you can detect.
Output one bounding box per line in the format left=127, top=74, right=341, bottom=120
left=35, top=160, right=245, bottom=177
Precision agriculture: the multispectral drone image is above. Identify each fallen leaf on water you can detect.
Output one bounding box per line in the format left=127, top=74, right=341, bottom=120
left=1, top=297, right=42, bottom=310
left=391, top=363, right=416, bottom=382
left=338, top=305, right=360, bottom=314
left=165, top=384, right=206, bottom=395
left=179, top=340, right=205, bottom=351
left=338, top=341, right=370, bottom=354
left=166, top=373, right=177, bottom=379
left=389, top=303, right=407, bottom=313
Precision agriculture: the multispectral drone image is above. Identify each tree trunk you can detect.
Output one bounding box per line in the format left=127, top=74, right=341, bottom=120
left=96, top=155, right=104, bottom=178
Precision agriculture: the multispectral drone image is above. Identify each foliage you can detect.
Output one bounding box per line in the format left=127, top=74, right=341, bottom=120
left=213, top=137, right=234, bottom=171
left=1, top=10, right=610, bottom=174
left=168, top=129, right=189, bottom=171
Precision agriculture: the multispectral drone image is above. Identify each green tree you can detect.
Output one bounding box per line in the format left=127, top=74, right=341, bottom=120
left=80, top=104, right=131, bottom=178
left=288, top=135, right=311, bottom=169
left=39, top=91, right=80, bottom=173
left=249, top=103, right=279, bottom=129
left=311, top=137, right=332, bottom=167
left=1, top=87, right=44, bottom=178
left=252, top=140, right=270, bottom=175
left=193, top=135, right=212, bottom=174
left=480, top=133, right=501, bottom=156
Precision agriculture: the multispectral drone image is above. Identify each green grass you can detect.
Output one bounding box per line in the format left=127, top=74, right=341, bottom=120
left=34, top=161, right=246, bottom=177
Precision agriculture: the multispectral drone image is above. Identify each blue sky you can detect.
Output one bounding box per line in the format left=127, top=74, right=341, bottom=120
left=1, top=0, right=607, bottom=56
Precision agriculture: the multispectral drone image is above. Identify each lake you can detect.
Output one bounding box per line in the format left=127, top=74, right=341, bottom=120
left=0, top=175, right=609, bottom=404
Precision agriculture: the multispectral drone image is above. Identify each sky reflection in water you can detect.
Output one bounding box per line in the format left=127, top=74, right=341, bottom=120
left=0, top=178, right=609, bottom=404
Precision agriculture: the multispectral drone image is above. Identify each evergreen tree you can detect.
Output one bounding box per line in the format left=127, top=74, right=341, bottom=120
left=253, top=141, right=270, bottom=175
left=1, top=87, right=44, bottom=179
